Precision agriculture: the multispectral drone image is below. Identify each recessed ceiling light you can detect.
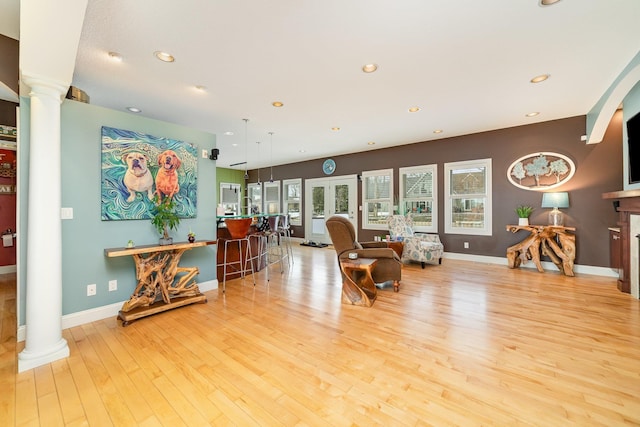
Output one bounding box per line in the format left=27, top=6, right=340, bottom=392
left=299, top=149, right=306, bottom=153
left=272, top=101, right=284, bottom=107
left=530, top=74, right=550, bottom=83
left=331, top=127, right=340, bottom=131
left=108, top=51, right=122, bottom=62
left=525, top=112, right=540, bottom=117
left=224, top=131, right=234, bottom=136
left=126, top=107, right=142, bottom=113
left=540, top=0, right=561, bottom=6
left=362, top=63, right=378, bottom=73
left=154, top=51, right=175, bottom=62
left=367, top=141, right=376, bottom=145
left=194, top=85, right=207, bottom=92
left=232, top=143, right=238, bottom=147
left=433, top=129, right=443, bottom=134
left=408, top=106, right=421, bottom=113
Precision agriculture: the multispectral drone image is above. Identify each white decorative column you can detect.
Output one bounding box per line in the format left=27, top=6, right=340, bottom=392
left=18, top=76, right=69, bottom=372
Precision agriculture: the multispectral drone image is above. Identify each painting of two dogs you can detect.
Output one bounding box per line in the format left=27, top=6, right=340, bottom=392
left=101, top=126, right=197, bottom=221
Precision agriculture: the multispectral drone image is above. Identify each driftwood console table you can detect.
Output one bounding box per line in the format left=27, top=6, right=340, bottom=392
left=105, top=240, right=215, bottom=325
left=506, top=225, right=576, bottom=276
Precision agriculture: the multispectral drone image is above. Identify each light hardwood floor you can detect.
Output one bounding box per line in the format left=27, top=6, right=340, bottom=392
left=1, top=245, right=640, bottom=426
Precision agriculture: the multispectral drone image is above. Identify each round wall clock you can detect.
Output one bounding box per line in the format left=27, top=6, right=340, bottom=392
left=322, top=158, right=336, bottom=175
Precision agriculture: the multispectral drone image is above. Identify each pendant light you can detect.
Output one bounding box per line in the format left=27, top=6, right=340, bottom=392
left=243, top=118, right=249, bottom=180
left=268, top=132, right=274, bottom=182
left=256, top=141, right=262, bottom=184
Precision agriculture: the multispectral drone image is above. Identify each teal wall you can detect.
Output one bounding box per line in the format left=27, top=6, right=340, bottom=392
left=18, top=99, right=218, bottom=324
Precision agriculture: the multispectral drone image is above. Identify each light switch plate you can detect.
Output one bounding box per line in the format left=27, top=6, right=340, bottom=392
left=61, top=207, right=73, bottom=219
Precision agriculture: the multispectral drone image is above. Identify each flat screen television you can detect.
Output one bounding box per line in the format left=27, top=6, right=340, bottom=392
left=627, top=111, right=640, bottom=184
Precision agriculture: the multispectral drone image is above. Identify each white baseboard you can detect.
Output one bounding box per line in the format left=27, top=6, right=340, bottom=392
left=443, top=252, right=619, bottom=278
left=17, top=279, right=219, bottom=342
left=0, top=264, right=16, bottom=274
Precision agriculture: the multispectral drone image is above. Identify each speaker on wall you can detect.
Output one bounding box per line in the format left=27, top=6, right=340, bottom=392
left=210, top=148, right=219, bottom=160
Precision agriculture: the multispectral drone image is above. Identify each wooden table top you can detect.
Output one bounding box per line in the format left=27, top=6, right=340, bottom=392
left=104, top=240, right=216, bottom=258
left=340, top=257, right=377, bottom=269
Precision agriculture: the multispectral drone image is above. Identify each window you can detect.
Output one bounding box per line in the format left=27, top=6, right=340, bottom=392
left=362, top=168, right=393, bottom=230
left=444, top=159, right=492, bottom=235
left=247, top=182, right=262, bottom=214
left=283, top=178, right=302, bottom=225
left=263, top=181, right=281, bottom=214
left=219, top=182, right=241, bottom=215
left=399, top=165, right=437, bottom=233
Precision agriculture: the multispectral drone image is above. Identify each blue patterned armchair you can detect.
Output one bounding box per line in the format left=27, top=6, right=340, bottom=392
left=387, top=214, right=443, bottom=268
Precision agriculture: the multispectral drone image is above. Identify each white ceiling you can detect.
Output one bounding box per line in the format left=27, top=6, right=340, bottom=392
left=6, top=0, right=640, bottom=169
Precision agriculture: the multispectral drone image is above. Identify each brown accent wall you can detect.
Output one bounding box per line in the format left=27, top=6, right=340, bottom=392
left=247, top=114, right=623, bottom=268
left=0, top=34, right=19, bottom=95
left=0, top=99, right=18, bottom=127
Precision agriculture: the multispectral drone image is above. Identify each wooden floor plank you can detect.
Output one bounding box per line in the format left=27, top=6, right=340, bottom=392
left=1, top=247, right=640, bottom=425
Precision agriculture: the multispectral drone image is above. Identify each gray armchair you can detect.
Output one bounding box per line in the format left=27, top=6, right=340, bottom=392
left=325, top=215, right=402, bottom=292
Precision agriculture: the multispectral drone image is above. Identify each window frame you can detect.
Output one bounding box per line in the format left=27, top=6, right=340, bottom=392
left=219, top=182, right=242, bottom=216
left=247, top=182, right=262, bottom=214
left=444, top=158, right=492, bottom=236
left=399, top=164, right=437, bottom=233
left=361, top=168, right=394, bottom=230
left=282, top=178, right=302, bottom=226
left=263, top=180, right=281, bottom=214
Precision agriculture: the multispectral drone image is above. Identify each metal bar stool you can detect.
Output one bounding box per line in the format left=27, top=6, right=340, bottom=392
left=265, top=215, right=285, bottom=280
left=277, top=214, right=293, bottom=267
left=248, top=215, right=269, bottom=280
left=217, top=218, right=255, bottom=292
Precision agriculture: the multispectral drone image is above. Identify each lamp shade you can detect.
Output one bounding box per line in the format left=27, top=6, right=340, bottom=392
left=541, top=192, right=569, bottom=208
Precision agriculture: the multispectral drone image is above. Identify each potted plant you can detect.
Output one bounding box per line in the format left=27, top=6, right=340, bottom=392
left=188, top=229, right=196, bottom=243
left=151, top=196, right=181, bottom=245
left=515, top=205, right=534, bottom=226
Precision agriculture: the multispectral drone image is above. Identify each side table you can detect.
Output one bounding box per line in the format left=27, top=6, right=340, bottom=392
left=339, top=257, right=378, bottom=307
left=506, top=225, right=576, bottom=276
left=386, top=241, right=404, bottom=259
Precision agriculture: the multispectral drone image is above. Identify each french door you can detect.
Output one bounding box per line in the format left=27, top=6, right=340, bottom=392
left=305, top=175, right=357, bottom=244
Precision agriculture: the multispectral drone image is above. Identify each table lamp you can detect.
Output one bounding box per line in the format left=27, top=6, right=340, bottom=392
left=541, top=192, right=569, bottom=226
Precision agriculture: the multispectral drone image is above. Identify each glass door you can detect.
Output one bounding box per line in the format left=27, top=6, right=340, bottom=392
left=305, top=175, right=357, bottom=244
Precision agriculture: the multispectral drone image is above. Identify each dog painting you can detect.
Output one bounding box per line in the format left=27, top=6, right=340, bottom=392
left=122, top=151, right=154, bottom=202
left=155, top=149, right=181, bottom=202
left=101, top=126, right=198, bottom=221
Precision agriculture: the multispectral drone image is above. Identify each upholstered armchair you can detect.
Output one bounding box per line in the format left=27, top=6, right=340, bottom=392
left=387, top=214, right=443, bottom=268
left=325, top=215, right=401, bottom=291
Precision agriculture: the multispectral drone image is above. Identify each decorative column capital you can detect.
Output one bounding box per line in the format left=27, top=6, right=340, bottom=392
left=21, top=73, right=68, bottom=103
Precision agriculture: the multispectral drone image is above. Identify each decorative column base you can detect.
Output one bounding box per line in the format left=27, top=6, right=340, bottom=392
left=18, top=338, right=69, bottom=373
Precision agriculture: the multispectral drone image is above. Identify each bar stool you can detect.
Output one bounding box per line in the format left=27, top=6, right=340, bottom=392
left=247, top=216, right=269, bottom=279
left=277, top=214, right=293, bottom=267
left=265, top=215, right=285, bottom=280
left=217, top=217, right=255, bottom=292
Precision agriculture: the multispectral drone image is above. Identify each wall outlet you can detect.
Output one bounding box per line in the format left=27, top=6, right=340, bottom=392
left=87, top=283, right=97, bottom=296
left=464, top=242, right=469, bottom=249
left=202, top=149, right=208, bottom=159
left=108, top=279, right=117, bottom=292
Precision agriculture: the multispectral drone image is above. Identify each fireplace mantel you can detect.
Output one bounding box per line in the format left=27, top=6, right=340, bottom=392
left=603, top=189, right=640, bottom=200
left=602, top=190, right=640, bottom=295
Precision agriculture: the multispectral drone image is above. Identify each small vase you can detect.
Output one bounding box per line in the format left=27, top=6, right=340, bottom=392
left=188, top=235, right=195, bottom=243
left=518, top=217, right=529, bottom=226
